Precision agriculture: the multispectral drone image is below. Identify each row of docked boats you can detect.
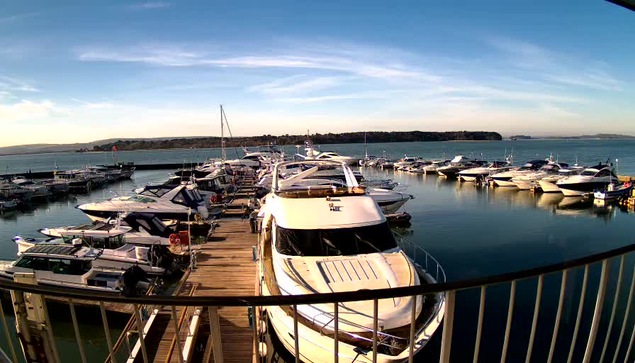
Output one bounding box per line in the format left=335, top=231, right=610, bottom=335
left=0, top=163, right=135, bottom=212
left=384, top=154, right=629, bottom=199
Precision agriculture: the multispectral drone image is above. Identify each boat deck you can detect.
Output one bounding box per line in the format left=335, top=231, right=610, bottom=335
left=146, top=218, right=258, bottom=363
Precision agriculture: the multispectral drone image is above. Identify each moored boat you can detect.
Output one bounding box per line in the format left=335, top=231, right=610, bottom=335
left=258, top=160, right=445, bottom=362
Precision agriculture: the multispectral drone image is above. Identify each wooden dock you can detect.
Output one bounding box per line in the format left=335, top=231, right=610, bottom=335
left=137, top=218, right=259, bottom=363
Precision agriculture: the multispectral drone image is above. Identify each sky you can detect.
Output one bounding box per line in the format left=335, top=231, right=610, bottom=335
left=0, top=0, right=634, bottom=146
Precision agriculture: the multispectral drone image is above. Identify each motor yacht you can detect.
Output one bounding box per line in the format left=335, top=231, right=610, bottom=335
left=490, top=159, right=549, bottom=187
left=511, top=162, right=568, bottom=190
left=11, top=177, right=51, bottom=199
left=12, top=234, right=173, bottom=275
left=78, top=184, right=209, bottom=222
left=393, top=156, right=421, bottom=170
left=458, top=160, right=511, bottom=182
left=422, top=160, right=449, bottom=174
left=556, top=164, right=618, bottom=197
left=258, top=160, right=445, bottom=363
left=0, top=244, right=151, bottom=293
left=437, top=156, right=486, bottom=179
left=257, top=166, right=412, bottom=214
left=38, top=213, right=175, bottom=246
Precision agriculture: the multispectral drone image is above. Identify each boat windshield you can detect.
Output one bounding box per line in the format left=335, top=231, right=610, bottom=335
left=581, top=169, right=599, bottom=176
left=275, top=222, right=398, bottom=256
left=128, top=196, right=156, bottom=203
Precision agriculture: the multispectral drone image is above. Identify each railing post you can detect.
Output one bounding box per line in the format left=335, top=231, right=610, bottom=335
left=548, top=270, right=568, bottom=363
left=372, top=299, right=379, bottom=363
left=333, top=303, right=339, bottom=363
left=68, top=299, right=87, bottom=363
left=568, top=264, right=589, bottom=363
left=473, top=286, right=486, bottom=363
left=439, top=290, right=456, bottom=363
left=0, top=297, right=19, bottom=363
left=612, top=265, right=635, bottom=363
left=600, top=255, right=625, bottom=363
left=582, top=259, right=610, bottom=363
left=99, top=302, right=116, bottom=363
left=133, top=303, right=149, bottom=363
left=500, top=280, right=517, bottom=363
left=171, top=306, right=185, bottom=363
left=293, top=305, right=300, bottom=363
left=525, top=275, right=544, bottom=363
left=209, top=306, right=223, bottom=363
left=409, top=295, right=417, bottom=363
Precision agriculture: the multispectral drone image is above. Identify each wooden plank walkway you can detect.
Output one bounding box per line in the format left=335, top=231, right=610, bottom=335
left=149, top=218, right=259, bottom=363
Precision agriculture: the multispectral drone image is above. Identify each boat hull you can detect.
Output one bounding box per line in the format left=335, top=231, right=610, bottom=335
left=557, top=182, right=612, bottom=197
left=538, top=180, right=561, bottom=193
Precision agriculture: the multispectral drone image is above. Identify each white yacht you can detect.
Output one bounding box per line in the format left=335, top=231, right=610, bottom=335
left=258, top=160, right=445, bottom=363
left=11, top=177, right=51, bottom=199
left=257, top=167, right=412, bottom=215
left=422, top=160, right=448, bottom=174
left=12, top=235, right=171, bottom=275
left=78, top=184, right=209, bottom=222
left=490, top=159, right=549, bottom=187
left=556, top=164, right=618, bottom=197
left=437, top=156, right=486, bottom=179
left=512, top=162, right=568, bottom=190
left=0, top=244, right=150, bottom=293
left=458, top=160, right=511, bottom=182
left=38, top=213, right=174, bottom=246
left=537, top=166, right=584, bottom=193
left=393, top=156, right=420, bottom=170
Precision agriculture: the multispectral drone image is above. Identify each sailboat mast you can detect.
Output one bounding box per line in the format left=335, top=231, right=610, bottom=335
left=221, top=104, right=226, bottom=162
left=364, top=132, right=368, bottom=159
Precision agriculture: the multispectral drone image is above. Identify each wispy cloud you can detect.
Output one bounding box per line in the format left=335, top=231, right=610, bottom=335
left=128, top=2, right=171, bottom=10
left=248, top=76, right=344, bottom=95
left=0, top=100, right=56, bottom=123
left=70, top=98, right=116, bottom=109
left=0, top=12, right=39, bottom=23
left=0, top=76, right=40, bottom=93
left=77, top=44, right=441, bottom=81
left=484, top=35, right=623, bottom=92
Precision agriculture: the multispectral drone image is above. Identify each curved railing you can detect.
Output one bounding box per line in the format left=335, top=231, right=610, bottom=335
left=1, top=241, right=635, bottom=363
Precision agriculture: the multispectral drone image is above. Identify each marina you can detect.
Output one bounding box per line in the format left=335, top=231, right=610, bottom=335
left=0, top=138, right=635, bottom=362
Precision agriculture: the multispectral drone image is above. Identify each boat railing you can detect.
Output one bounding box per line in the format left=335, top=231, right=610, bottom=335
left=3, top=241, right=635, bottom=362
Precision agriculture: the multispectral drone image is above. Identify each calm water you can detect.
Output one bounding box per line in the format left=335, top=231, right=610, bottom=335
left=0, top=142, right=635, bottom=361
left=2, top=139, right=635, bottom=174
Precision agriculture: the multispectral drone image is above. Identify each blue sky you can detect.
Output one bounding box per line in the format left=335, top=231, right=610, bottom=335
left=0, top=0, right=634, bottom=146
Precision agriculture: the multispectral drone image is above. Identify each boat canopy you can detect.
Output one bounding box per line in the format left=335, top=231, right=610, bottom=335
left=123, top=213, right=173, bottom=237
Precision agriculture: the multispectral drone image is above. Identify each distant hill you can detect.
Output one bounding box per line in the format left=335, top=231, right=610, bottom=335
left=539, top=133, right=635, bottom=140
left=92, top=131, right=502, bottom=152
left=0, top=131, right=502, bottom=156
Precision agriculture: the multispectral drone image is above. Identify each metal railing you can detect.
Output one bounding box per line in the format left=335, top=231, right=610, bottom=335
left=1, top=241, right=635, bottom=362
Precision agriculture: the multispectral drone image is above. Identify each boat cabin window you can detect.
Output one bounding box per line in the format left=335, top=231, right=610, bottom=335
left=62, top=235, right=125, bottom=249
left=139, top=186, right=172, bottom=198
left=172, top=188, right=203, bottom=206
left=243, top=155, right=260, bottom=161
left=275, top=222, right=398, bottom=256
left=128, top=195, right=156, bottom=203
left=595, top=169, right=611, bottom=177
left=15, top=257, right=91, bottom=275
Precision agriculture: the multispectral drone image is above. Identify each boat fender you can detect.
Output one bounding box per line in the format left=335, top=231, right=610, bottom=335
left=169, top=233, right=181, bottom=245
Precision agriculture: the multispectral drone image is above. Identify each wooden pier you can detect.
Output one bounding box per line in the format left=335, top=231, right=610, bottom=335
left=130, top=218, right=259, bottom=363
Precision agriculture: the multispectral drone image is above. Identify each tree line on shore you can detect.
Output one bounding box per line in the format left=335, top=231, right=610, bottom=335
left=91, top=131, right=502, bottom=151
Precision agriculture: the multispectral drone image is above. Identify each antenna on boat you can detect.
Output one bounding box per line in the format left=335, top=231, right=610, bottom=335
left=220, top=105, right=226, bottom=163
left=364, top=132, right=368, bottom=160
